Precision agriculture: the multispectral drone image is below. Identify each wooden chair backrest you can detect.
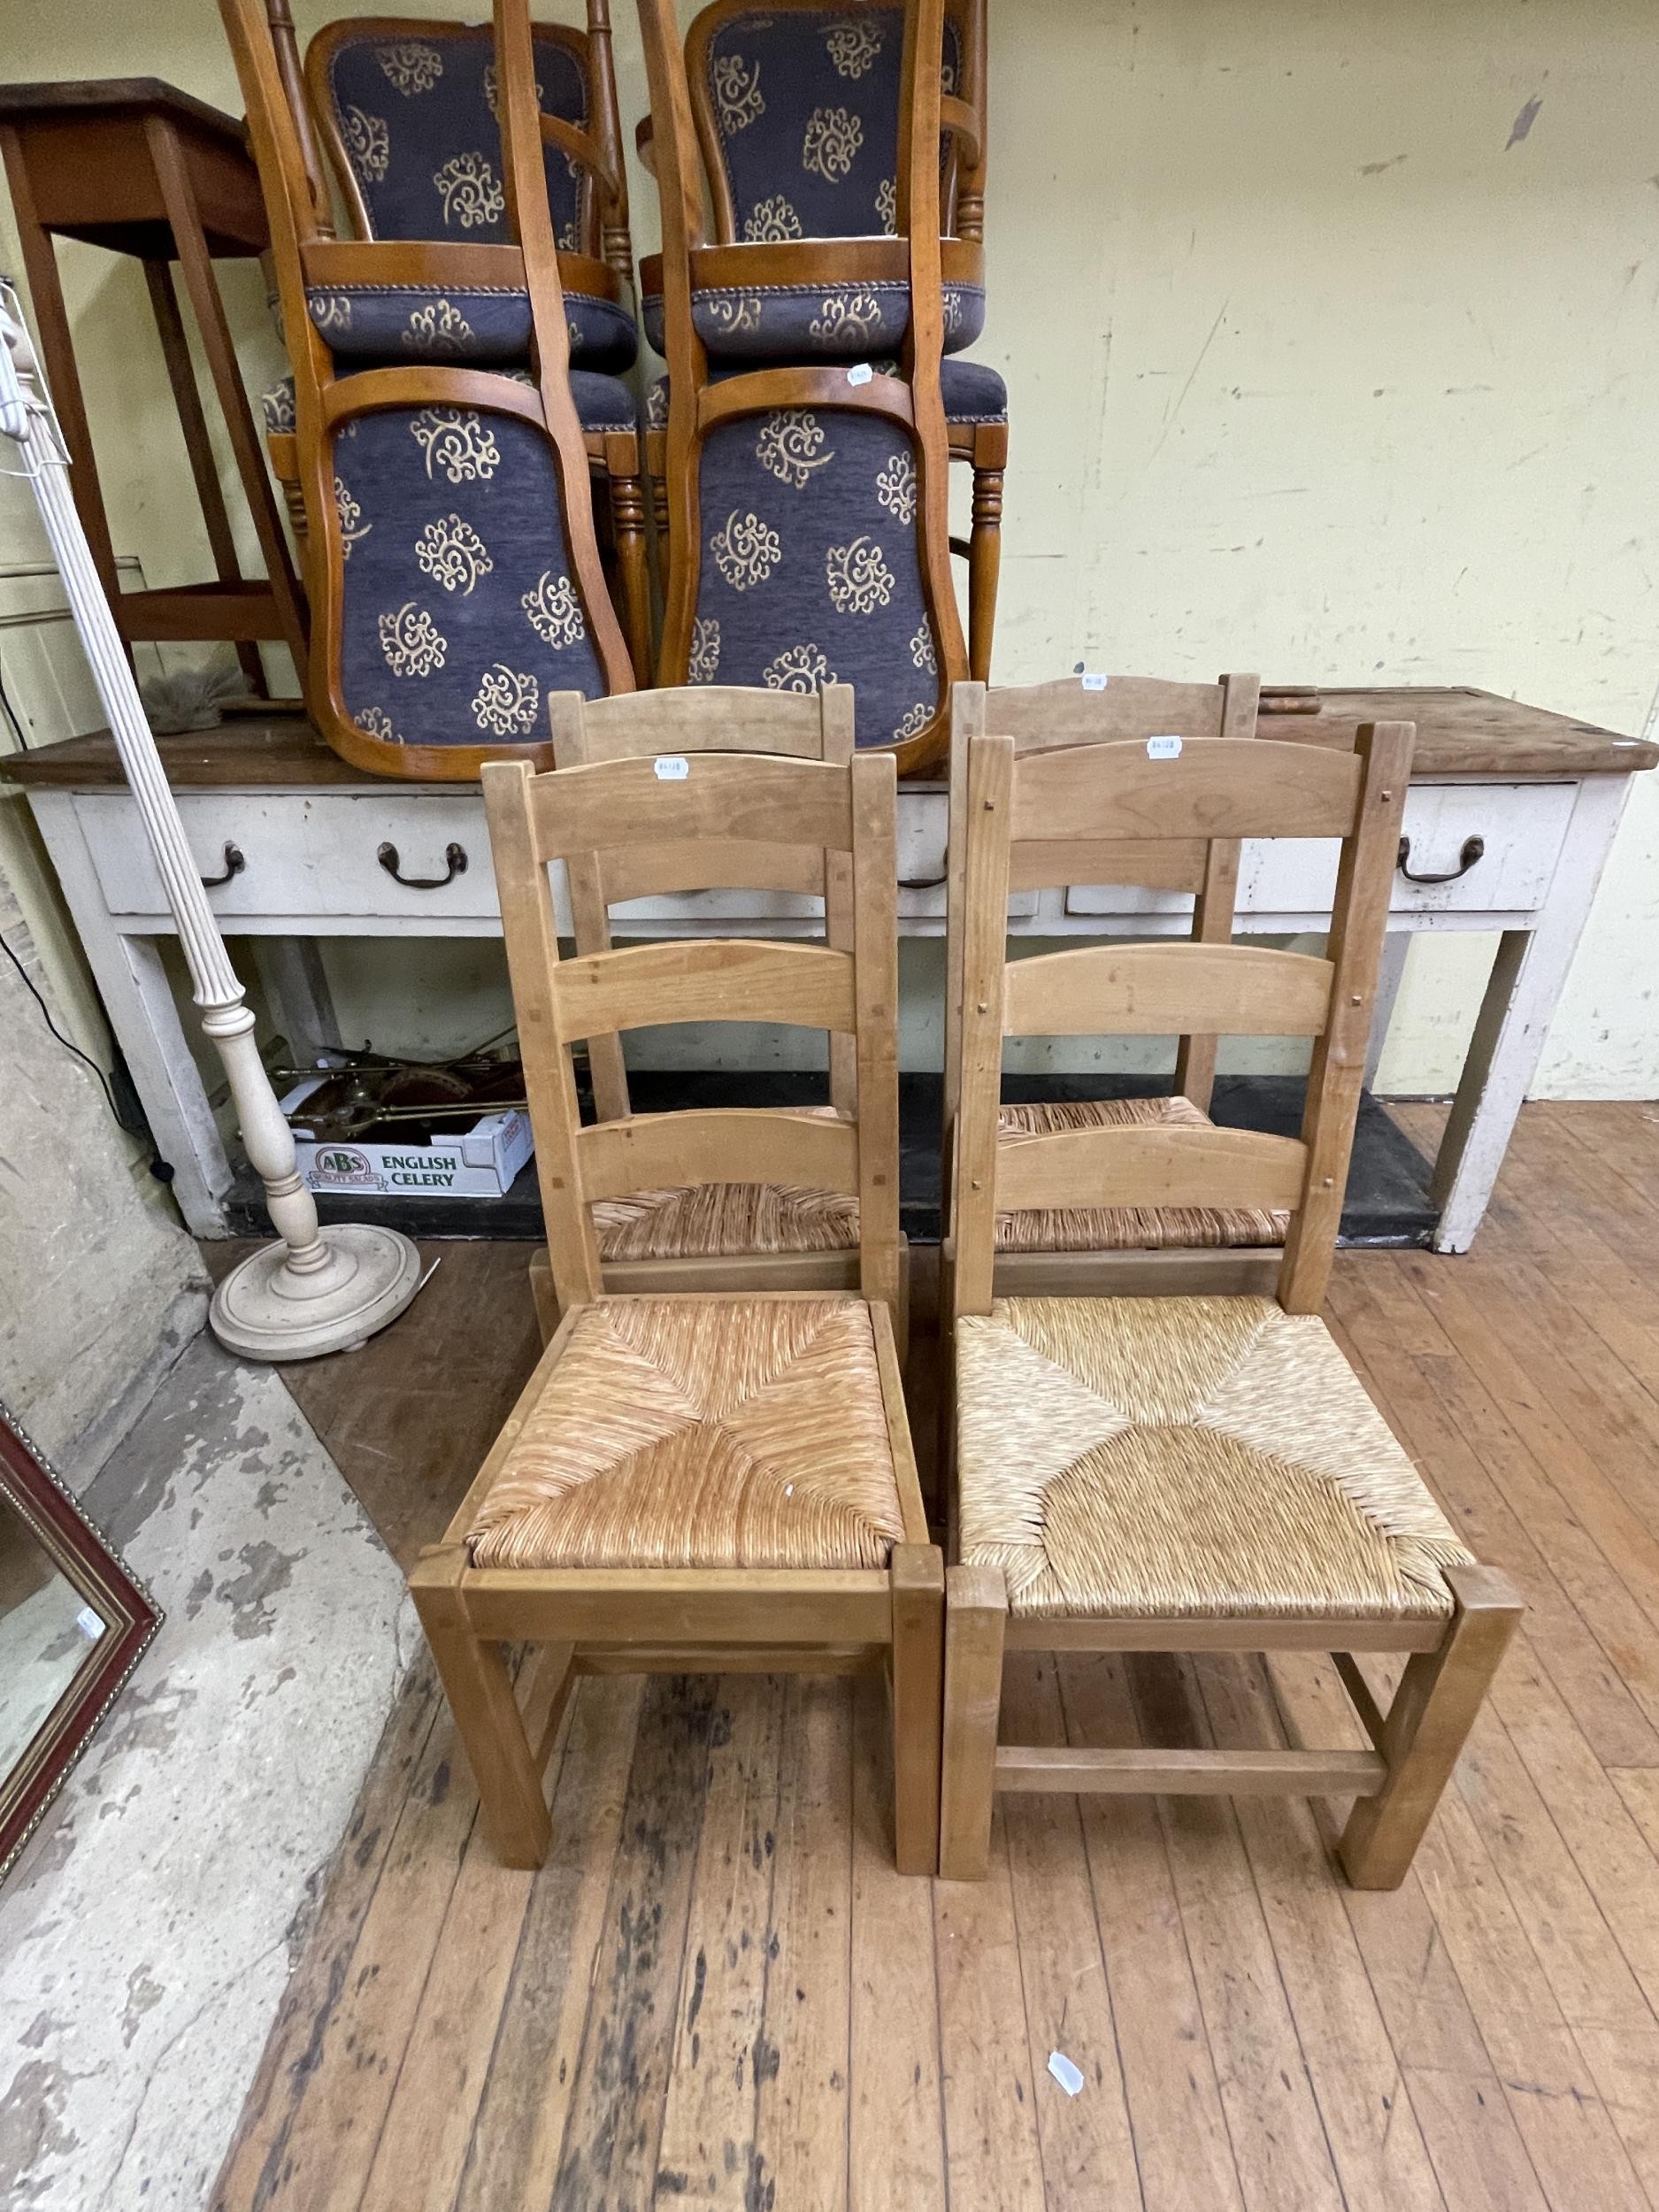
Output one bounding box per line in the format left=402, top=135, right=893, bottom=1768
left=303, top=5, right=633, bottom=280
left=680, top=0, right=987, bottom=243
left=942, top=672, right=1263, bottom=1141
left=637, top=0, right=965, bottom=771
left=484, top=745, right=902, bottom=1312
left=950, top=723, right=1413, bottom=1319
left=219, top=0, right=634, bottom=778
left=546, top=684, right=858, bottom=1123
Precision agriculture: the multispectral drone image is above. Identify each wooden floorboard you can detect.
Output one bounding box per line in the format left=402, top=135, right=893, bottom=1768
left=210, top=1102, right=1659, bottom=2212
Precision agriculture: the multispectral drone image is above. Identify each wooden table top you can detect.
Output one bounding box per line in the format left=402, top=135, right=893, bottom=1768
left=0, top=78, right=248, bottom=150
left=3, top=688, right=1653, bottom=792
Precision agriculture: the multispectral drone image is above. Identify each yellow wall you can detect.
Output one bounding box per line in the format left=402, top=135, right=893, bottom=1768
left=2, top=0, right=1656, bottom=1094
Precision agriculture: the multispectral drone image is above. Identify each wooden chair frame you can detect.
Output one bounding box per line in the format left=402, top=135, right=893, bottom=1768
left=637, top=0, right=967, bottom=769
left=639, top=0, right=1003, bottom=682
left=938, top=723, right=1521, bottom=1885
left=410, top=743, right=941, bottom=1876
left=941, top=672, right=1275, bottom=1298
left=226, top=0, right=644, bottom=771
left=524, top=683, right=909, bottom=1333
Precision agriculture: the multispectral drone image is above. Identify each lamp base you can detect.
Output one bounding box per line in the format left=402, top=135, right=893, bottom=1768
left=209, top=1224, right=424, bottom=1362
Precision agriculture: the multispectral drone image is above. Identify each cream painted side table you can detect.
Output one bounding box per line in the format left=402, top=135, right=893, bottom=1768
left=5, top=687, right=1652, bottom=1248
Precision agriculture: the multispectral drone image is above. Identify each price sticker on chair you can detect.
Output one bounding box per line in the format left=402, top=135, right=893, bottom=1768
left=1079, top=672, right=1108, bottom=692
left=846, top=363, right=874, bottom=387
left=1146, top=734, right=1182, bottom=759
left=654, top=755, right=689, bottom=780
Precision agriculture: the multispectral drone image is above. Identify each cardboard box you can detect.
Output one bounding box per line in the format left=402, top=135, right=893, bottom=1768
left=280, top=1078, right=534, bottom=1201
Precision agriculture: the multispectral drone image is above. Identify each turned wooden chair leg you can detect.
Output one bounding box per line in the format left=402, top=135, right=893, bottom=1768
left=889, top=1543, right=945, bottom=1875
left=1340, top=1563, right=1521, bottom=1890
left=604, top=439, right=654, bottom=685
left=967, top=461, right=1003, bottom=682
left=939, top=1563, right=1007, bottom=1880
left=410, top=1545, right=552, bottom=1869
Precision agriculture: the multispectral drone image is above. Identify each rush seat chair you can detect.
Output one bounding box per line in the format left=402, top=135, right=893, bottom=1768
left=937, top=718, right=1521, bottom=1886
left=410, top=741, right=941, bottom=1872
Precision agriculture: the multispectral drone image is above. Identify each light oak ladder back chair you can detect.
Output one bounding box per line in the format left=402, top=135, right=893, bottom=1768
left=636, top=0, right=968, bottom=768
left=411, top=741, right=942, bottom=1872
left=938, top=719, right=1521, bottom=1886
left=526, top=682, right=908, bottom=1342
left=637, top=0, right=1004, bottom=680
left=226, top=0, right=640, bottom=772
left=943, top=672, right=1285, bottom=1302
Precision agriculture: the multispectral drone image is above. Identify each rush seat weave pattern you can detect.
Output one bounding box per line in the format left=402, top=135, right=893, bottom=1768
left=468, top=1297, right=904, bottom=1570
left=593, top=1182, right=859, bottom=1263
left=956, top=1296, right=1472, bottom=1622
left=995, top=1097, right=1289, bottom=1253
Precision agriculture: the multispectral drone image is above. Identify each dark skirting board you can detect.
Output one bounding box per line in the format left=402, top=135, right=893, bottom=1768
left=222, top=1070, right=1439, bottom=1246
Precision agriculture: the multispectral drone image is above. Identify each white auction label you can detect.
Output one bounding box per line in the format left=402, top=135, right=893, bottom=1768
left=1079, top=672, right=1108, bottom=692
left=847, top=363, right=873, bottom=386
left=654, top=755, right=689, bottom=780
left=1147, top=734, right=1182, bottom=758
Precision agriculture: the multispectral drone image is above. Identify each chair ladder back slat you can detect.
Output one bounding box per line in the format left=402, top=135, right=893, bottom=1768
left=553, top=938, right=857, bottom=1042
left=995, top=1122, right=1310, bottom=1217
left=1002, top=942, right=1335, bottom=1041
left=482, top=759, right=604, bottom=1307
left=579, top=1107, right=861, bottom=1202
left=527, top=752, right=855, bottom=862
left=1009, top=737, right=1363, bottom=846
left=1278, top=719, right=1415, bottom=1311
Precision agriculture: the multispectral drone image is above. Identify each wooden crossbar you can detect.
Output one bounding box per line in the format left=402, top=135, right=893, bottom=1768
left=1008, top=835, right=1210, bottom=895
left=589, top=839, right=829, bottom=902
left=994, top=1121, right=1310, bottom=1215
left=578, top=1107, right=860, bottom=1201
left=993, top=1746, right=1387, bottom=1796
left=528, top=752, right=854, bottom=860
left=1010, top=737, right=1363, bottom=843
left=552, top=938, right=855, bottom=1039
left=1002, top=941, right=1334, bottom=1038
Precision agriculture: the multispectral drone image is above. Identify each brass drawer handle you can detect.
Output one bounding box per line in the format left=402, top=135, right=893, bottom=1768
left=377, top=841, right=467, bottom=890
left=1397, top=833, right=1484, bottom=887
left=200, top=842, right=244, bottom=887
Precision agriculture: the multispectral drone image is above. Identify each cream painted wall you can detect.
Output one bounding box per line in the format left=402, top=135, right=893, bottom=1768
left=1, top=0, right=1656, bottom=1094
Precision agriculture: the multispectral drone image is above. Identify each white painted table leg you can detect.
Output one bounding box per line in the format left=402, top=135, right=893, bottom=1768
left=1429, top=774, right=1631, bottom=1253
left=1363, top=930, right=1410, bottom=1091
left=29, top=792, right=230, bottom=1234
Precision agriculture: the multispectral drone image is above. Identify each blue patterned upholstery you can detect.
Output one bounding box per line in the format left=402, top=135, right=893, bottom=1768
left=684, top=405, right=941, bottom=750
left=303, top=283, right=637, bottom=373
left=319, top=27, right=587, bottom=250
left=699, top=7, right=963, bottom=243
left=640, top=278, right=982, bottom=362
left=643, top=357, right=1005, bottom=432
left=332, top=404, right=610, bottom=749
left=314, top=25, right=637, bottom=374
left=262, top=368, right=638, bottom=438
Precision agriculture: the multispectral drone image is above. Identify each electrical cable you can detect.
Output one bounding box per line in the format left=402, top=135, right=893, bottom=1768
left=0, top=926, right=118, bottom=1117
left=0, top=660, right=27, bottom=749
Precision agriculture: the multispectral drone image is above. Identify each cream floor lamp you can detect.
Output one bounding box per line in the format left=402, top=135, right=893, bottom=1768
left=1, top=293, right=420, bottom=1358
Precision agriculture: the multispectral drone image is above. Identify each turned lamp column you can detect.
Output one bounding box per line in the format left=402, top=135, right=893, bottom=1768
left=0, top=296, right=420, bottom=1360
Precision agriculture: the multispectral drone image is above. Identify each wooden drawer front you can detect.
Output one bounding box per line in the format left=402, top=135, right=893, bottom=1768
left=79, top=793, right=501, bottom=921
left=1066, top=783, right=1575, bottom=920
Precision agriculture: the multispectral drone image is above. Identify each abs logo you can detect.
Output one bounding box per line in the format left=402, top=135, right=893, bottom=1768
left=312, top=1146, right=376, bottom=1188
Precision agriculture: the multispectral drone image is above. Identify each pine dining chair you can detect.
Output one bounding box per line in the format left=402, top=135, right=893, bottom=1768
left=225, top=0, right=644, bottom=764
left=410, top=741, right=942, bottom=1873
left=942, top=672, right=1284, bottom=1301
left=525, top=682, right=908, bottom=1343
left=937, top=719, right=1521, bottom=1886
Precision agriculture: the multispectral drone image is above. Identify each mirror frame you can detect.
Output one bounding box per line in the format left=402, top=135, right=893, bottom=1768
left=0, top=1400, right=161, bottom=1882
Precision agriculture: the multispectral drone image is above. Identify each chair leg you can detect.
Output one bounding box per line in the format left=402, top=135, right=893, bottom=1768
left=967, top=461, right=1003, bottom=682
left=889, top=1543, right=945, bottom=1874
left=410, top=1546, right=552, bottom=1870
left=939, top=1563, right=1008, bottom=1880
left=1339, top=1564, right=1521, bottom=1890
left=529, top=1246, right=559, bottom=1348
left=604, top=443, right=654, bottom=685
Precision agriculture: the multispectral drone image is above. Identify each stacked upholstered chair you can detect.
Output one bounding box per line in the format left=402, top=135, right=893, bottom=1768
left=234, top=0, right=650, bottom=759
left=637, top=0, right=981, bottom=762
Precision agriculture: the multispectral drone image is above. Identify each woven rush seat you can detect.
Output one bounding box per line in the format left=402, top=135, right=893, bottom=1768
left=467, top=1296, right=905, bottom=1571
left=995, top=1096, right=1289, bottom=1253
left=956, top=1295, right=1472, bottom=1623
left=593, top=1181, right=858, bottom=1263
